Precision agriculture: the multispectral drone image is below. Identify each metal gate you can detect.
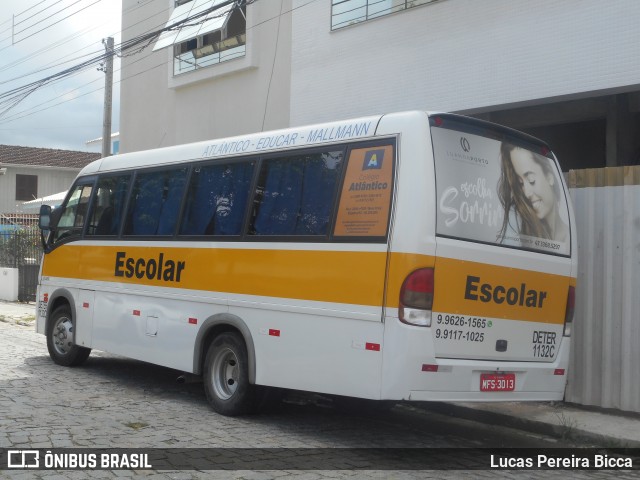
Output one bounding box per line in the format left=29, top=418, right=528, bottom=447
left=0, top=214, right=42, bottom=302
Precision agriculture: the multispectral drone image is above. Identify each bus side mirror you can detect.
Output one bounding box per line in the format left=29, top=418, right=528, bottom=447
left=39, top=204, right=54, bottom=253
left=39, top=204, right=52, bottom=230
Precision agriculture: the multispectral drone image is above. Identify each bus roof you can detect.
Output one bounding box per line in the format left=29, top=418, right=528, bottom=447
left=80, top=112, right=392, bottom=176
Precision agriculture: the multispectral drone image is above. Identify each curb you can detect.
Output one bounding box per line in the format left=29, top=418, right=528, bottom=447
left=422, top=402, right=640, bottom=448
left=0, top=315, right=36, bottom=327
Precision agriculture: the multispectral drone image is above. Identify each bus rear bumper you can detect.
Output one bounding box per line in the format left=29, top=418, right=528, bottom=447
left=406, top=389, right=565, bottom=402
left=381, top=338, right=571, bottom=402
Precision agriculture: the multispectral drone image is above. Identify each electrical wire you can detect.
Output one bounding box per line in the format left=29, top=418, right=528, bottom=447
left=0, top=0, right=160, bottom=61
left=0, top=0, right=86, bottom=47
left=261, top=0, right=283, bottom=131
left=14, top=0, right=53, bottom=18
left=13, top=0, right=104, bottom=46
left=0, top=0, right=319, bottom=128
left=14, top=0, right=67, bottom=29
left=0, top=60, right=165, bottom=126
left=0, top=0, right=224, bottom=72
left=0, top=1, right=238, bottom=121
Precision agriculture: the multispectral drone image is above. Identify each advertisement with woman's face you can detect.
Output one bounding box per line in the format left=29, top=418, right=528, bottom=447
left=432, top=127, right=570, bottom=256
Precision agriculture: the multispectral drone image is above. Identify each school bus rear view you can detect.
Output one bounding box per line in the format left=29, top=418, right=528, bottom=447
left=36, top=111, right=576, bottom=415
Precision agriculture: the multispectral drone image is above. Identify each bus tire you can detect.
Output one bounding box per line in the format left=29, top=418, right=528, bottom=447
left=203, top=332, right=255, bottom=416
left=46, top=305, right=91, bottom=367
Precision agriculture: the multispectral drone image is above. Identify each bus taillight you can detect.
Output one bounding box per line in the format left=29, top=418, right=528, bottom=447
left=399, top=268, right=434, bottom=327
left=564, top=285, right=575, bottom=337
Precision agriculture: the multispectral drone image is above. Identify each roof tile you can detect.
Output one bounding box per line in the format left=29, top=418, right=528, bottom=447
left=0, top=144, right=101, bottom=169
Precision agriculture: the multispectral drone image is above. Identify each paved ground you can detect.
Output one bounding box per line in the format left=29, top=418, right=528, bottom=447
left=1, top=302, right=639, bottom=479
left=2, top=301, right=640, bottom=448
left=0, top=300, right=36, bottom=326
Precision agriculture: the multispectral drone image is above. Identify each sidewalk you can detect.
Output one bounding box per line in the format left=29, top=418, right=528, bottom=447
left=424, top=401, right=640, bottom=448
left=0, top=299, right=36, bottom=325
left=1, top=300, right=639, bottom=447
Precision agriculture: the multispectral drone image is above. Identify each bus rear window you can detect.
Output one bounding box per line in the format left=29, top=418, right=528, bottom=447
left=431, top=120, right=570, bottom=256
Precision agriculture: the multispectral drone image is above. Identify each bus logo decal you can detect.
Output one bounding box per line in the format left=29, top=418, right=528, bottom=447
left=363, top=149, right=385, bottom=170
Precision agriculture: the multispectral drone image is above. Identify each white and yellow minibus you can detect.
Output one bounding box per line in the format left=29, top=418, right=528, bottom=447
left=36, top=111, right=576, bottom=415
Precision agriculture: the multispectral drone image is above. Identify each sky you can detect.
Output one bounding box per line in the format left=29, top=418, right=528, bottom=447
left=0, top=0, right=122, bottom=152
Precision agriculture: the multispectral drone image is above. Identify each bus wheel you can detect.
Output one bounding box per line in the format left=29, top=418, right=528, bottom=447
left=203, top=332, right=255, bottom=416
left=46, top=305, right=91, bottom=367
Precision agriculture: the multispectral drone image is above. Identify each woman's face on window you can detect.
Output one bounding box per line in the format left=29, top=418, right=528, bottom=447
left=510, top=148, right=556, bottom=221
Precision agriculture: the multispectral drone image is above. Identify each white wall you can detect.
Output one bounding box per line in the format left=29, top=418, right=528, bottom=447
left=291, top=0, right=640, bottom=125
left=0, top=166, right=79, bottom=215
left=120, top=0, right=292, bottom=153
left=566, top=167, right=640, bottom=413
left=0, top=268, right=18, bottom=302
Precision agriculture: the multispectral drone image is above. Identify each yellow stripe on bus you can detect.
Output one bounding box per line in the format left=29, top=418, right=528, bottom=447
left=42, top=245, right=391, bottom=307
left=42, top=245, right=571, bottom=321
left=433, top=257, right=571, bottom=324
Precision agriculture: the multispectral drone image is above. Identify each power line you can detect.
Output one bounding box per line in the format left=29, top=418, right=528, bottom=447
left=14, top=0, right=67, bottom=28
left=0, top=0, right=157, bottom=47
left=0, top=61, right=158, bottom=126
left=13, top=0, right=104, bottom=46
left=0, top=0, right=171, bottom=110
left=0, top=0, right=102, bottom=52
left=261, top=0, right=283, bottom=131
left=0, top=1, right=240, bottom=120
left=0, top=1, right=169, bottom=78
left=0, top=0, right=319, bottom=128
left=14, top=0, right=54, bottom=18
left=0, top=0, right=233, bottom=76
left=0, top=38, right=106, bottom=84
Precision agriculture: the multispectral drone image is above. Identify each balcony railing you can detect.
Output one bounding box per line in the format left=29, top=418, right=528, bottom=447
left=174, top=33, right=246, bottom=75
left=331, top=0, right=438, bottom=30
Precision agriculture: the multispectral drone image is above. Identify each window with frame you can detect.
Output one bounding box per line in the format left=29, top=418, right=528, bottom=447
left=153, top=0, right=247, bottom=76
left=15, top=174, right=37, bottom=201
left=86, top=174, right=131, bottom=236
left=124, top=168, right=188, bottom=236
left=249, top=150, right=345, bottom=237
left=331, top=0, right=438, bottom=30
left=180, top=160, right=254, bottom=236
left=53, top=182, right=93, bottom=243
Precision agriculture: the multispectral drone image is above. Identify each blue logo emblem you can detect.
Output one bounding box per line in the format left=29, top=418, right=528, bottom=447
left=363, top=149, right=385, bottom=170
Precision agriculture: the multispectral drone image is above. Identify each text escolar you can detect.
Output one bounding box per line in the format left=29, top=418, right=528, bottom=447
left=114, top=251, right=185, bottom=282
left=465, top=275, right=547, bottom=308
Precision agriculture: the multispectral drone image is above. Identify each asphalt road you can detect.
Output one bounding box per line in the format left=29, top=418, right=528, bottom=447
left=1, top=320, right=635, bottom=479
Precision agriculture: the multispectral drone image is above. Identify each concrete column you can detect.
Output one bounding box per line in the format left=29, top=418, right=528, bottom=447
left=606, top=96, right=618, bottom=167
left=606, top=94, right=635, bottom=167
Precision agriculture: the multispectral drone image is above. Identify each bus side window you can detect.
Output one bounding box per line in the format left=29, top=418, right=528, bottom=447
left=124, top=168, right=187, bottom=236
left=295, top=152, right=343, bottom=235
left=53, top=183, right=94, bottom=243
left=249, top=150, right=344, bottom=236
left=86, top=175, right=131, bottom=236
left=180, top=161, right=253, bottom=236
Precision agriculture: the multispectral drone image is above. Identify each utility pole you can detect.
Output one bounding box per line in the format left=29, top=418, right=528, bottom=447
left=101, top=37, right=114, bottom=158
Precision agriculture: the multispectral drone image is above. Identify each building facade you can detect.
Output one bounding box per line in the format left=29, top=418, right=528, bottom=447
left=291, top=0, right=640, bottom=171
left=0, top=145, right=99, bottom=215
left=119, top=0, right=640, bottom=169
left=119, top=0, right=292, bottom=154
